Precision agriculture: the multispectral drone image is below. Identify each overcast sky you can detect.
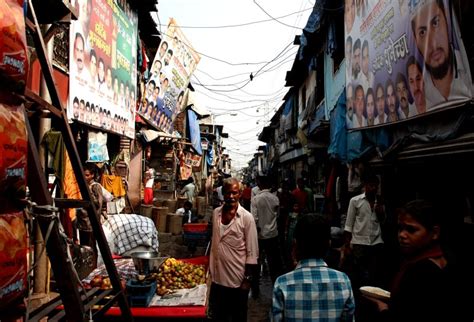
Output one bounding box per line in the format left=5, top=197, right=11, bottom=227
left=157, top=0, right=314, bottom=169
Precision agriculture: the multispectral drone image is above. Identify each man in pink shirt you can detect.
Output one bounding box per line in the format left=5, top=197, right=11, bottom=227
left=208, top=177, right=259, bottom=322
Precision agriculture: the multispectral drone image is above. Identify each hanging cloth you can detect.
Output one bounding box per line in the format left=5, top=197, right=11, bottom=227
left=42, top=130, right=65, bottom=194
left=63, top=150, right=82, bottom=221
left=101, top=174, right=126, bottom=197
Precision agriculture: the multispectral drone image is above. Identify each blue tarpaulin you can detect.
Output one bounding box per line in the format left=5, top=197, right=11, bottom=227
left=281, top=97, right=294, bottom=131
left=328, top=91, right=348, bottom=161
left=298, top=0, right=326, bottom=60
left=328, top=89, right=392, bottom=162
left=187, top=109, right=202, bottom=155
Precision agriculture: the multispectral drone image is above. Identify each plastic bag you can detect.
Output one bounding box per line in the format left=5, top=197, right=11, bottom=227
left=0, top=0, right=28, bottom=91
left=0, top=211, right=27, bottom=309
left=0, top=102, right=27, bottom=214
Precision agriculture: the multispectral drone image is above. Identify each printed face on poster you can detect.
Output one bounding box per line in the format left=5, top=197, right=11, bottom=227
left=68, top=0, right=138, bottom=138
left=344, top=0, right=472, bottom=130
left=138, top=18, right=201, bottom=134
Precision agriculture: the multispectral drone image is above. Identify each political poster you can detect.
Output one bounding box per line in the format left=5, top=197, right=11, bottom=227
left=68, top=0, right=138, bottom=138
left=344, top=0, right=472, bottom=129
left=138, top=18, right=201, bottom=134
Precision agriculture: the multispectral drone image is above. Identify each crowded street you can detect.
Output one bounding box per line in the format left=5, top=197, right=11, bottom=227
left=1, top=0, right=474, bottom=321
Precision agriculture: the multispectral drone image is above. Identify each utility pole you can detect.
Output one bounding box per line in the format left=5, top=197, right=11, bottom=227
left=32, top=24, right=54, bottom=307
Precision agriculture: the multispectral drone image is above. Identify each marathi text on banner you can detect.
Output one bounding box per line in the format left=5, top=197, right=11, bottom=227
left=68, top=0, right=138, bottom=138
left=344, top=0, right=472, bottom=130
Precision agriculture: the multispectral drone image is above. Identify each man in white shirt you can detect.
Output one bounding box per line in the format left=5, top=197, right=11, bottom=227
left=251, top=175, right=283, bottom=298
left=344, top=173, right=385, bottom=289
left=176, top=200, right=197, bottom=225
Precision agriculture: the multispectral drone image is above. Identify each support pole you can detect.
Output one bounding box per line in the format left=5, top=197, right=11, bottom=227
left=32, top=23, right=54, bottom=300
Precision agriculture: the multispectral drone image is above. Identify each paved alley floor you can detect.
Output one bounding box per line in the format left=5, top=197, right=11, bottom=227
left=247, top=270, right=273, bottom=322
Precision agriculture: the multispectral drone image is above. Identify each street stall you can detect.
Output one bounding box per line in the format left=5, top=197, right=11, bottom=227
left=85, top=256, right=210, bottom=320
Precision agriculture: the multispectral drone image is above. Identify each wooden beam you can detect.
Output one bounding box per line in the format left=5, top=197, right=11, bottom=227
left=25, top=88, right=62, bottom=118
left=54, top=198, right=90, bottom=209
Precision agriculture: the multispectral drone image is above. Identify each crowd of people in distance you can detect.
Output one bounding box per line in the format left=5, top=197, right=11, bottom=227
left=205, top=174, right=471, bottom=322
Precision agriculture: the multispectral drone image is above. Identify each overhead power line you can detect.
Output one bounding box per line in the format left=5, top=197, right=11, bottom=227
left=191, top=40, right=294, bottom=93
left=253, top=0, right=304, bottom=29
left=157, top=7, right=313, bottom=29
left=194, top=48, right=297, bottom=89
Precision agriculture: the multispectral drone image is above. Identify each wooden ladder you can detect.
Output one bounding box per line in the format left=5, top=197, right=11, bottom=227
left=21, top=0, right=134, bottom=320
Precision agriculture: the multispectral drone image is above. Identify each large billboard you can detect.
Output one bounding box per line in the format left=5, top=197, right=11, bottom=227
left=138, top=18, right=201, bottom=133
left=68, top=0, right=137, bottom=138
left=345, top=0, right=472, bottom=129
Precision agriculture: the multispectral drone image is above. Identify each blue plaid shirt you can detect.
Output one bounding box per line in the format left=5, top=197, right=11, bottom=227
left=272, top=258, right=355, bottom=322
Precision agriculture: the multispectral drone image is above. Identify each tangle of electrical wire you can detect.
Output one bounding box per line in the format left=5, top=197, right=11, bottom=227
left=157, top=7, right=313, bottom=29
left=193, top=48, right=298, bottom=89
left=190, top=40, right=295, bottom=93
left=193, top=82, right=283, bottom=104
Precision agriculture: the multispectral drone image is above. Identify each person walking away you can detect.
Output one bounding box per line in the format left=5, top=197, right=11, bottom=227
left=251, top=175, right=284, bottom=299
left=180, top=177, right=196, bottom=204
left=291, top=178, right=308, bottom=213
left=366, top=199, right=470, bottom=322
left=250, top=176, right=262, bottom=206
left=208, top=177, right=259, bottom=322
left=272, top=213, right=355, bottom=321
left=277, top=179, right=295, bottom=268
left=285, top=202, right=301, bottom=270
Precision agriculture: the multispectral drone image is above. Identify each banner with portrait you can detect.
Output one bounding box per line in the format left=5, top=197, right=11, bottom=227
left=138, top=18, right=201, bottom=134
left=344, top=0, right=472, bottom=130
left=68, top=0, right=138, bottom=138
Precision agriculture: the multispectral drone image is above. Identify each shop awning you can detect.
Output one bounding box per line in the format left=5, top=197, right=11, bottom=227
left=370, top=132, right=474, bottom=164
left=279, top=147, right=305, bottom=163
left=140, top=129, right=180, bottom=143
left=308, top=98, right=327, bottom=135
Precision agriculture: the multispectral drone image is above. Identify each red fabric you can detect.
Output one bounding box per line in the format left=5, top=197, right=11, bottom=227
left=391, top=244, right=444, bottom=294
left=292, top=188, right=308, bottom=211
left=181, top=256, right=209, bottom=267
left=144, top=187, right=153, bottom=204
left=241, top=187, right=251, bottom=200
left=106, top=306, right=207, bottom=318
left=325, top=166, right=337, bottom=199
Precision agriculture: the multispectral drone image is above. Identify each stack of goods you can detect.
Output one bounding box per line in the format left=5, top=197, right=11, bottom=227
left=0, top=0, right=29, bottom=307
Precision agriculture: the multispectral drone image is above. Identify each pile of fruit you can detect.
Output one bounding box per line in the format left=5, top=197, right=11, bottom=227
left=89, top=276, right=126, bottom=289
left=149, top=258, right=207, bottom=295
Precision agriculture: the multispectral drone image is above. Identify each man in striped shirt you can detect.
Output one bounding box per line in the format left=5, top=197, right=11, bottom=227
left=272, top=214, right=355, bottom=321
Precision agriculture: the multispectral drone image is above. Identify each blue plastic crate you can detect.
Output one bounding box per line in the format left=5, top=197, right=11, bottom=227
left=183, top=231, right=209, bottom=239
left=126, top=280, right=157, bottom=307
